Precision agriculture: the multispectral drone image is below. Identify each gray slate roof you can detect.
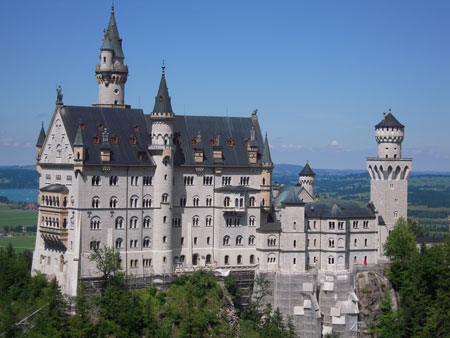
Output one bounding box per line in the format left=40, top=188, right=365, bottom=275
left=154, top=115, right=265, bottom=167
left=305, top=202, right=375, bottom=219
left=299, top=162, right=315, bottom=176
left=257, top=208, right=282, bottom=233
left=60, top=106, right=153, bottom=166
left=73, top=124, right=85, bottom=147
left=375, top=113, right=404, bottom=129
left=40, top=184, right=69, bottom=194
left=273, top=185, right=306, bottom=206
left=101, top=6, right=124, bottom=59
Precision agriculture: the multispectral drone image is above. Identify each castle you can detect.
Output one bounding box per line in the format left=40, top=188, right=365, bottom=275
left=31, top=7, right=412, bottom=336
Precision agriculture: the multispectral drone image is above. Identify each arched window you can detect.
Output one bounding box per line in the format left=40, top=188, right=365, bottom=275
left=224, top=197, right=230, bottom=207
left=206, top=254, right=212, bottom=264
left=143, top=216, right=151, bottom=228
left=248, top=235, right=256, bottom=245
left=249, top=216, right=256, bottom=226
left=205, top=216, right=212, bottom=227
left=193, top=196, right=200, bottom=207
left=267, top=254, right=276, bottom=263
left=162, top=193, right=169, bottom=203
left=267, top=236, right=277, bottom=247
left=90, top=217, right=101, bottom=230
left=293, top=257, right=297, bottom=265
left=236, top=235, right=243, bottom=246
left=237, top=255, right=242, bottom=265
left=92, top=196, right=100, bottom=208
left=328, top=256, right=335, bottom=264
left=249, top=197, right=256, bottom=207
left=328, top=239, right=335, bottom=248
left=110, top=196, right=118, bottom=208
left=250, top=254, right=255, bottom=264
left=223, top=236, right=230, bottom=246
left=224, top=255, right=229, bottom=265
left=180, top=255, right=185, bottom=263
left=130, top=217, right=138, bottom=229
left=115, top=217, right=124, bottom=229
left=143, top=195, right=152, bottom=208
left=90, top=240, right=100, bottom=251
left=206, top=196, right=213, bottom=206
left=354, top=238, right=358, bottom=247
left=192, top=216, right=200, bottom=227
left=130, top=196, right=138, bottom=208
left=143, top=236, right=151, bottom=248
left=115, top=238, right=123, bottom=249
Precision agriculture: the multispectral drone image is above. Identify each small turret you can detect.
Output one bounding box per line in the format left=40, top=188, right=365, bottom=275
left=260, top=133, right=273, bottom=211
left=73, top=124, right=86, bottom=175
left=36, top=122, right=46, bottom=160
left=375, top=109, right=405, bottom=159
left=95, top=4, right=128, bottom=107
left=299, top=162, right=315, bottom=197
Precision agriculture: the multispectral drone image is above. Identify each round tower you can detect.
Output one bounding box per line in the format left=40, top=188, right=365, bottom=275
left=95, top=5, right=128, bottom=107
left=375, top=110, right=404, bottom=159
left=299, top=162, right=315, bottom=197
left=149, top=63, right=175, bottom=275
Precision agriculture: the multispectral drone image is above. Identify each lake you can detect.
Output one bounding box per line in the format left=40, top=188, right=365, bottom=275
left=0, top=189, right=38, bottom=203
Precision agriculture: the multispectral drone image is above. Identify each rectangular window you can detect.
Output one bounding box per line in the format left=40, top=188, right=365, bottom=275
left=184, top=176, right=194, bottom=186
left=363, top=221, right=369, bottom=229
left=353, top=221, right=359, bottom=229
left=328, top=221, right=335, bottom=230
left=45, top=174, right=51, bottom=183
left=143, top=176, right=152, bottom=186
left=222, top=176, right=231, bottom=186
left=56, top=175, right=61, bottom=181
left=131, top=176, right=139, bottom=186
left=338, top=221, right=344, bottom=230
left=203, top=176, right=213, bottom=185
left=66, top=175, right=72, bottom=185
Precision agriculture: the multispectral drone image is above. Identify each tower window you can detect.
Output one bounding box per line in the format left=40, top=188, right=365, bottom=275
left=227, top=138, right=234, bottom=146
left=114, top=100, right=118, bottom=105
left=103, top=57, right=106, bottom=63
left=93, top=135, right=100, bottom=144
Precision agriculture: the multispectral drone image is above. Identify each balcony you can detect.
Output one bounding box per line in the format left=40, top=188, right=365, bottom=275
left=222, top=206, right=246, bottom=215
left=39, top=225, right=68, bottom=248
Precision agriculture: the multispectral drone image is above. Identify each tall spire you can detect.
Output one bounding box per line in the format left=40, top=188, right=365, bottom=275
left=262, top=132, right=272, bottom=163
left=73, top=124, right=85, bottom=147
left=101, top=4, right=124, bottom=59
left=152, top=62, right=173, bottom=114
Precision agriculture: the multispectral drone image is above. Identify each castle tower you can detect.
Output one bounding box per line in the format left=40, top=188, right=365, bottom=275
left=149, top=63, right=175, bottom=274
left=366, top=111, right=412, bottom=257
left=260, top=133, right=273, bottom=211
left=95, top=5, right=128, bottom=107
left=299, top=162, right=315, bottom=197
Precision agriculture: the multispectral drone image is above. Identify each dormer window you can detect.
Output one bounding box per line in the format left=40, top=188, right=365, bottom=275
left=192, top=137, right=197, bottom=146
left=227, top=138, right=234, bottom=146
left=211, top=138, right=217, bottom=146
left=112, top=136, right=118, bottom=144
left=176, top=136, right=181, bottom=145
left=93, top=135, right=100, bottom=144
left=98, top=124, right=104, bottom=131
left=134, top=125, right=140, bottom=132
left=130, top=136, right=137, bottom=145
left=81, top=123, right=86, bottom=130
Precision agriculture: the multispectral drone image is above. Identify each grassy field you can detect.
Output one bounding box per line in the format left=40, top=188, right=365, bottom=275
left=0, top=232, right=36, bottom=252
left=0, top=203, right=37, bottom=229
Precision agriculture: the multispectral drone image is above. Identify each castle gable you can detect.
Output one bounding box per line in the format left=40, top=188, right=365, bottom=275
left=39, top=111, right=74, bottom=164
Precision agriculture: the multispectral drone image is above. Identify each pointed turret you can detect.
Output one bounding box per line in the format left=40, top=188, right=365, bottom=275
left=95, top=4, right=128, bottom=107
left=73, top=124, right=86, bottom=175
left=36, top=122, right=46, bottom=147
left=152, top=63, right=173, bottom=114
left=101, top=4, right=124, bottom=59
left=36, top=122, right=46, bottom=160
left=262, top=133, right=272, bottom=164
left=73, top=124, right=85, bottom=147
left=299, top=162, right=315, bottom=197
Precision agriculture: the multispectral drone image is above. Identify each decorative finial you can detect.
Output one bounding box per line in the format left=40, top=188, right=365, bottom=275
left=389, top=108, right=392, bottom=114
left=383, top=111, right=386, bottom=120
left=56, top=85, right=63, bottom=105
left=252, top=108, right=258, bottom=115
left=41, top=121, right=44, bottom=128
left=111, top=1, right=114, bottom=14
left=162, top=60, right=165, bottom=75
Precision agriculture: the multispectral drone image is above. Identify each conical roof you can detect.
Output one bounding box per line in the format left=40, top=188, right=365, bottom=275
left=299, top=162, right=315, bottom=176
left=73, top=124, right=85, bottom=147
left=101, top=5, right=124, bottom=59
left=152, top=65, right=173, bottom=114
left=375, top=112, right=404, bottom=129
left=36, top=122, right=46, bottom=147
left=262, top=133, right=272, bottom=163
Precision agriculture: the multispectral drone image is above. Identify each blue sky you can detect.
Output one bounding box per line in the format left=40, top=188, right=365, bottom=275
left=0, top=0, right=449, bottom=170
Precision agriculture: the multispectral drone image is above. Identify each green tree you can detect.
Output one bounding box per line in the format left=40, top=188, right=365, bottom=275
left=89, top=245, right=123, bottom=291
left=384, top=217, right=418, bottom=263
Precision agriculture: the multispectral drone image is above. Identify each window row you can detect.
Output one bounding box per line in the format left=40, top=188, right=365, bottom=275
left=223, top=235, right=256, bottom=246
left=114, top=237, right=152, bottom=249
left=90, top=175, right=153, bottom=186
left=41, top=195, right=67, bottom=208
left=41, top=216, right=67, bottom=229
left=91, top=195, right=164, bottom=209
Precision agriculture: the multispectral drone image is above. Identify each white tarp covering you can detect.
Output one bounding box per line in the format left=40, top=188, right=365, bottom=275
left=293, top=306, right=304, bottom=316
left=332, top=315, right=346, bottom=325
left=304, top=299, right=312, bottom=309
left=330, top=306, right=341, bottom=317
left=302, top=282, right=313, bottom=292
left=214, top=269, right=230, bottom=277
left=322, top=326, right=332, bottom=335
left=323, top=282, right=334, bottom=291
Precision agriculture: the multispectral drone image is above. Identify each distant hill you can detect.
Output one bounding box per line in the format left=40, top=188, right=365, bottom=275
left=0, top=168, right=39, bottom=189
